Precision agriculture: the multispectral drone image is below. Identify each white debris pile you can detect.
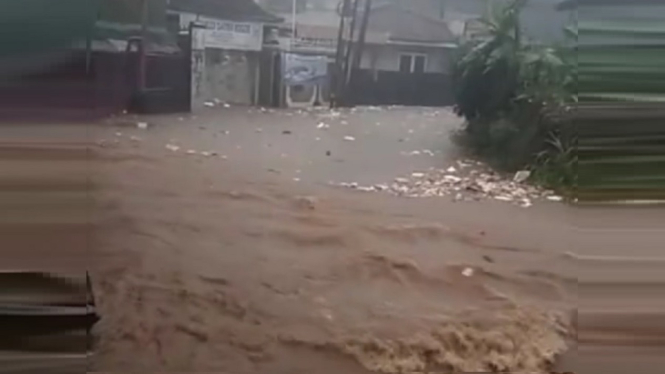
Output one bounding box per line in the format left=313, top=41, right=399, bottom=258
left=333, top=162, right=561, bottom=206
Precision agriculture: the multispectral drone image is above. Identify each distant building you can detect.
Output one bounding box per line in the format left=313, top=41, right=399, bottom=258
left=168, top=0, right=282, bottom=107
left=270, top=2, right=457, bottom=106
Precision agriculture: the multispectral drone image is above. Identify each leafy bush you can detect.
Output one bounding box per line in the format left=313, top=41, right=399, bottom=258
left=451, top=0, right=575, bottom=183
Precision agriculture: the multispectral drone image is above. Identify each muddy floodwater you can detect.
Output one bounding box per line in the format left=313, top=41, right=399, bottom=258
left=4, top=106, right=661, bottom=373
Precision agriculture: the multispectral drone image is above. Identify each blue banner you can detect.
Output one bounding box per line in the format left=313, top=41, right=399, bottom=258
left=282, top=53, right=328, bottom=86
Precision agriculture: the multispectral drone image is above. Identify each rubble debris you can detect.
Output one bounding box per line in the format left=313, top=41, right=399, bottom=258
left=513, top=170, right=531, bottom=183
left=332, top=161, right=560, bottom=207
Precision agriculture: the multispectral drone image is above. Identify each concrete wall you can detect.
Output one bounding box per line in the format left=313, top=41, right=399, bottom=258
left=359, top=44, right=452, bottom=74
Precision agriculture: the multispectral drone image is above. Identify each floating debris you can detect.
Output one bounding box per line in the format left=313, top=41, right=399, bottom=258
left=462, top=267, right=474, bottom=277
left=333, top=161, right=558, bottom=207
left=204, top=101, right=215, bottom=107
left=165, top=144, right=180, bottom=152
left=344, top=136, right=356, bottom=141
left=137, top=122, right=148, bottom=129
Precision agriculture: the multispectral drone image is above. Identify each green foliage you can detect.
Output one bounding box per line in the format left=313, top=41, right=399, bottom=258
left=451, top=0, right=575, bottom=183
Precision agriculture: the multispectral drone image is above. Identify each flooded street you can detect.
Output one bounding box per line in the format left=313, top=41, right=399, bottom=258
left=75, top=106, right=662, bottom=373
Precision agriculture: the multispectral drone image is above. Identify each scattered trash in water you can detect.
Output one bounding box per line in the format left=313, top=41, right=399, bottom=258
left=186, top=150, right=197, bottom=155
left=317, top=122, right=330, bottom=129
left=333, top=160, right=559, bottom=207
left=165, top=144, right=180, bottom=152
left=137, top=122, right=148, bottom=129
left=204, top=102, right=215, bottom=107
left=344, top=136, right=356, bottom=141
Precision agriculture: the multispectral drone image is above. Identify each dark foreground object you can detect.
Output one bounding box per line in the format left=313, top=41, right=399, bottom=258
left=0, top=272, right=100, bottom=373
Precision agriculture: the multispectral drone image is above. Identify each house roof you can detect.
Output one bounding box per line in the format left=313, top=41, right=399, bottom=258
left=168, top=0, right=283, bottom=23
left=367, top=3, right=456, bottom=44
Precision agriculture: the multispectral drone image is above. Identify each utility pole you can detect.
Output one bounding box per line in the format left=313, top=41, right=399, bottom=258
left=291, top=0, right=297, bottom=49
left=138, top=0, right=150, bottom=91
left=342, top=0, right=360, bottom=91
left=346, top=0, right=371, bottom=98
left=331, top=0, right=351, bottom=108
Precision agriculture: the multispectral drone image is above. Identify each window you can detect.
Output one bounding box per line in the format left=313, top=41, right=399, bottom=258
left=413, top=55, right=426, bottom=73
left=399, top=54, right=427, bottom=73
left=399, top=55, right=412, bottom=73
